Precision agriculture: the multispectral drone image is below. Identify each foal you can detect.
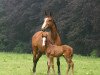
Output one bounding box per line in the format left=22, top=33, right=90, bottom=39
left=42, top=33, right=74, bottom=75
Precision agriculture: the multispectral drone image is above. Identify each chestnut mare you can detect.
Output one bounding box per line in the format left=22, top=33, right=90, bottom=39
left=32, top=12, right=62, bottom=75
left=42, top=33, right=74, bottom=75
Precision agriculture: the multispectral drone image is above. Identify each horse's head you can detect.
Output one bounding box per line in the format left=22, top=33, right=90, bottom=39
left=41, top=12, right=55, bottom=31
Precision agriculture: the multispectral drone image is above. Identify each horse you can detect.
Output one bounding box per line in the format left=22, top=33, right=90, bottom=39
left=32, top=12, right=62, bottom=75
left=41, top=12, right=62, bottom=75
left=42, top=33, right=74, bottom=75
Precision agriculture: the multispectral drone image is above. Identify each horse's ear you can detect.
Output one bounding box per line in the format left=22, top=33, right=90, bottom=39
left=49, top=12, right=52, bottom=16
left=45, top=11, right=47, bottom=16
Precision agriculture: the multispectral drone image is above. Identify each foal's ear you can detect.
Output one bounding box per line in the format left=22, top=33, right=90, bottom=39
left=42, top=34, right=43, bottom=37
left=46, top=34, right=48, bottom=38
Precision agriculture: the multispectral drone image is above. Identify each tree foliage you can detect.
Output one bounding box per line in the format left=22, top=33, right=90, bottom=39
left=0, top=0, right=99, bottom=56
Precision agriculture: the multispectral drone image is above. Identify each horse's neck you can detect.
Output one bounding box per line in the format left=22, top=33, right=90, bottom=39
left=50, top=24, right=58, bottom=41
left=50, top=23, right=62, bottom=45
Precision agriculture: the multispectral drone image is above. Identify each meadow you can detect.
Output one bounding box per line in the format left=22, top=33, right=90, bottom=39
left=0, top=52, right=100, bottom=75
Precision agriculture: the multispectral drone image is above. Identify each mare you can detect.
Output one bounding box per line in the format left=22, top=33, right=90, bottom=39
left=32, top=12, right=62, bottom=75
left=41, top=12, right=62, bottom=75
left=42, top=33, right=74, bottom=75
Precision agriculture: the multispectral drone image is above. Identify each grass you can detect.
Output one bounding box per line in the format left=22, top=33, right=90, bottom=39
left=0, top=52, right=100, bottom=75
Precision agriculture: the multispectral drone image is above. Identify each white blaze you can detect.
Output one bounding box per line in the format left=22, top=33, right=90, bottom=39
left=42, top=37, right=46, bottom=46
left=41, top=18, right=48, bottom=29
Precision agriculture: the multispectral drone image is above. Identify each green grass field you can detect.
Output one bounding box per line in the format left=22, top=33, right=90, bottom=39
left=0, top=52, right=100, bottom=75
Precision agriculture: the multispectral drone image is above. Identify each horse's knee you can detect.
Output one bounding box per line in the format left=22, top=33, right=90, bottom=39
left=68, top=64, right=70, bottom=69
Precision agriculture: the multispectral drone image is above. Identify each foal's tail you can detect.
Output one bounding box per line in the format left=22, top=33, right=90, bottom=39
left=71, top=53, right=73, bottom=58
left=71, top=48, right=73, bottom=59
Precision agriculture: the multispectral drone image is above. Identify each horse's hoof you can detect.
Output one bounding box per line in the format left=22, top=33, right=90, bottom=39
left=33, top=72, right=36, bottom=75
left=58, top=72, right=61, bottom=75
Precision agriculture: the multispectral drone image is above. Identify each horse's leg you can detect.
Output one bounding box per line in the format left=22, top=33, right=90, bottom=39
left=33, top=47, right=42, bottom=75
left=57, top=57, right=61, bottom=75
left=51, top=57, right=55, bottom=75
left=47, top=57, right=51, bottom=75
left=33, top=46, right=37, bottom=75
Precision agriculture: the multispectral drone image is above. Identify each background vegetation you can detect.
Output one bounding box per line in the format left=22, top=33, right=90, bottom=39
left=0, top=0, right=100, bottom=56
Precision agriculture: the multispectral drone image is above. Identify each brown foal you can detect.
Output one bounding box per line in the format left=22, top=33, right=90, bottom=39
left=42, top=33, right=74, bottom=75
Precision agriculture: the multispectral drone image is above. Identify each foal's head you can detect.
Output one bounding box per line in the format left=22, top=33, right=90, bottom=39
left=42, top=33, right=48, bottom=46
left=41, top=12, right=55, bottom=31
left=42, top=32, right=54, bottom=47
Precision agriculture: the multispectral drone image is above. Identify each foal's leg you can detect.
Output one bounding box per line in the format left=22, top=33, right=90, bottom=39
left=66, top=58, right=74, bottom=75
left=70, top=60, right=74, bottom=75
left=66, top=63, right=70, bottom=75
left=57, top=57, right=61, bottom=75
left=63, top=57, right=71, bottom=75
left=47, top=57, right=51, bottom=75
left=51, top=58, right=55, bottom=75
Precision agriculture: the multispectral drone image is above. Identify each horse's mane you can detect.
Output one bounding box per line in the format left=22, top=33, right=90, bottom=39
left=53, top=19, right=61, bottom=37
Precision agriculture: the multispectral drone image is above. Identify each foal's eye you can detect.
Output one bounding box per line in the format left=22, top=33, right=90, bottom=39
left=48, top=20, right=52, bottom=21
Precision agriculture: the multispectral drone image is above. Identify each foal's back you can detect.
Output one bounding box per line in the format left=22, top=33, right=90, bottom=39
left=46, top=44, right=73, bottom=57
left=46, top=45, right=63, bottom=57
left=62, top=45, right=73, bottom=58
